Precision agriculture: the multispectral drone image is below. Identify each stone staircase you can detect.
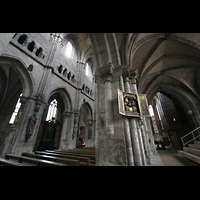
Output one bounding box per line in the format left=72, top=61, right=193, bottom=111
left=178, top=141, right=200, bottom=165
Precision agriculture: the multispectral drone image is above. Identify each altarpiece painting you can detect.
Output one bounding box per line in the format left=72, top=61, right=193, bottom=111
left=117, top=89, right=150, bottom=117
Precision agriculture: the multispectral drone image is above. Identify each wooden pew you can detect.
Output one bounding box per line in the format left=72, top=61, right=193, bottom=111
left=46, top=149, right=95, bottom=154
left=35, top=151, right=90, bottom=166
left=5, top=154, right=66, bottom=166
left=57, top=147, right=95, bottom=154
left=46, top=147, right=95, bottom=156
left=22, top=152, right=80, bottom=166
left=0, top=158, right=35, bottom=166
left=56, top=150, right=95, bottom=155
left=47, top=150, right=95, bottom=157
left=45, top=150, right=95, bottom=165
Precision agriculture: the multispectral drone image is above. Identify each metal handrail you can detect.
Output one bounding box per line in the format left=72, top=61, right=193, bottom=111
left=181, top=126, right=200, bottom=147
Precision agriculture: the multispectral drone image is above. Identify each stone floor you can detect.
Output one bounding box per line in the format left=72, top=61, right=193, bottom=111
left=148, top=146, right=199, bottom=166
left=147, top=153, right=164, bottom=166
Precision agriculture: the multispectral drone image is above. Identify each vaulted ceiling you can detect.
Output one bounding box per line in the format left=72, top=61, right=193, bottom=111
left=60, top=33, right=200, bottom=103
left=128, top=33, right=200, bottom=96
left=60, top=33, right=96, bottom=72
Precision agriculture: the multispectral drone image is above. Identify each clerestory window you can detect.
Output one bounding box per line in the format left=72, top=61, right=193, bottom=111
left=85, top=62, right=93, bottom=80
left=65, top=41, right=73, bottom=58
left=46, top=99, right=58, bottom=121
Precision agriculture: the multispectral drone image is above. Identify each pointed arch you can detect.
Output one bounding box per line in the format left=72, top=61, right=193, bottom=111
left=62, top=33, right=81, bottom=61
left=147, top=83, right=200, bottom=129
left=0, top=55, right=34, bottom=98
left=0, top=55, right=34, bottom=154
left=79, top=102, right=93, bottom=120
left=46, top=87, right=73, bottom=113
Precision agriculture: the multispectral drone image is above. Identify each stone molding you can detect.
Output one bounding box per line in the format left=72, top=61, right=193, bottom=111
left=130, top=68, right=138, bottom=84
left=122, top=65, right=130, bottom=79
left=98, top=63, right=114, bottom=83
left=62, top=111, right=71, bottom=118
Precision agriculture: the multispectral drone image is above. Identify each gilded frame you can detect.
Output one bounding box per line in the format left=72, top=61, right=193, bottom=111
left=117, top=89, right=125, bottom=115
left=137, top=94, right=151, bottom=117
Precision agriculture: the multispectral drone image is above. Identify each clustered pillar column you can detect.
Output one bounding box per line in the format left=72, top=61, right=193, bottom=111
left=122, top=68, right=143, bottom=166
left=98, top=63, right=115, bottom=137
left=130, top=69, right=147, bottom=165
left=119, top=75, right=134, bottom=166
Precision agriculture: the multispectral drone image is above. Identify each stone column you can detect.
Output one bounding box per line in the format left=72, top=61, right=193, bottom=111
left=138, top=117, right=149, bottom=165
left=98, top=63, right=114, bottom=137
left=72, top=110, right=80, bottom=148
left=130, top=70, right=149, bottom=165
left=129, top=117, right=143, bottom=166
left=143, top=117, right=153, bottom=156
left=123, top=68, right=143, bottom=166
left=59, top=111, right=71, bottom=150
left=119, top=75, right=134, bottom=166
left=1, top=125, right=18, bottom=156
left=137, top=125, right=146, bottom=165
left=4, top=97, right=38, bottom=155
left=64, top=111, right=76, bottom=149
left=85, top=119, right=93, bottom=147
left=145, top=117, right=157, bottom=154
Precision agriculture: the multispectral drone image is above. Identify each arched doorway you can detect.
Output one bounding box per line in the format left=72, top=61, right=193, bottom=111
left=76, top=103, right=93, bottom=148
left=37, top=93, right=65, bottom=151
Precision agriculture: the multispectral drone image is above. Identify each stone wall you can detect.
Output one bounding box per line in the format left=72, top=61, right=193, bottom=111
left=0, top=33, right=96, bottom=156
left=0, top=33, right=158, bottom=166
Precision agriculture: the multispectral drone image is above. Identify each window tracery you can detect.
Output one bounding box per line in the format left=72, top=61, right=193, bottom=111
left=46, top=99, right=58, bottom=121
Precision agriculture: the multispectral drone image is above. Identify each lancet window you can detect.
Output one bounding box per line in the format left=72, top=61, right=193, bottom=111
left=46, top=99, right=58, bottom=121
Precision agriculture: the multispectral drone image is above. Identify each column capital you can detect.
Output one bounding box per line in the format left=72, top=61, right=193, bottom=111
left=72, top=109, right=80, bottom=123
left=98, top=63, right=114, bottom=83
left=122, top=65, right=130, bottom=78
left=19, top=96, right=29, bottom=105
left=62, top=111, right=71, bottom=118
left=33, top=93, right=46, bottom=104
left=77, top=61, right=85, bottom=69
left=130, top=68, right=138, bottom=84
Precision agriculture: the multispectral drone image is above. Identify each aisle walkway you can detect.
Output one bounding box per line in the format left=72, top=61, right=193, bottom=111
left=157, top=146, right=198, bottom=166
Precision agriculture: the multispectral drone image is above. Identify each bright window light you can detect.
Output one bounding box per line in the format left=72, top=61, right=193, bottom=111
left=149, top=105, right=154, bottom=117
left=85, top=62, right=93, bottom=79
left=9, top=94, right=22, bottom=124
left=86, top=62, right=89, bottom=76
left=46, top=99, right=58, bottom=121
left=65, top=41, right=72, bottom=58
